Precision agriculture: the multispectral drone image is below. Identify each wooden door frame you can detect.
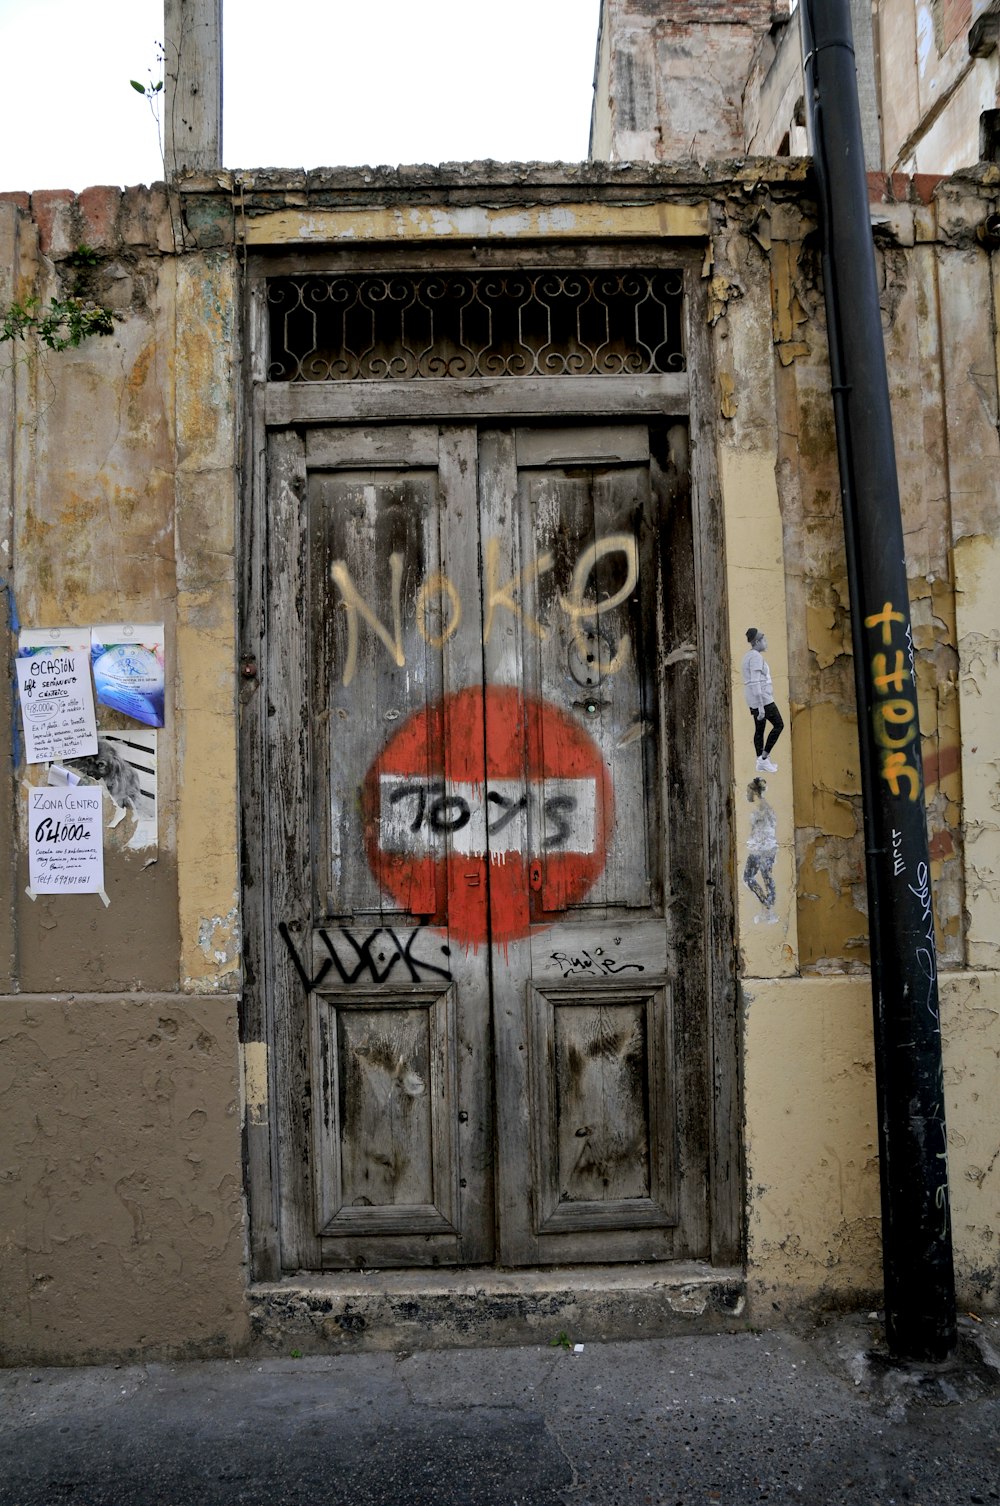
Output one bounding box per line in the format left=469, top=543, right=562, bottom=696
left=238, top=245, right=740, bottom=1282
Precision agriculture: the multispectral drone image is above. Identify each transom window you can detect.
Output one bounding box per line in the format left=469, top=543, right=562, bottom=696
left=266, top=269, right=685, bottom=382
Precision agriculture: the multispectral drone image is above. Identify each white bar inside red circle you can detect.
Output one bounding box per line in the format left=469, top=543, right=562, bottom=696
left=378, top=775, right=598, bottom=857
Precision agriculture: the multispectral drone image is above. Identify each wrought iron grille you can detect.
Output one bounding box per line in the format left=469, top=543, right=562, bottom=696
left=266, top=270, right=685, bottom=381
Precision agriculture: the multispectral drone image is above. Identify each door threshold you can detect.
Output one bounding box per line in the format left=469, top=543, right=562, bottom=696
left=248, top=1262, right=746, bottom=1354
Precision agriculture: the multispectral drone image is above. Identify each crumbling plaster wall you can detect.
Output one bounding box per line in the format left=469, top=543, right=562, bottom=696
left=759, top=174, right=992, bottom=974
left=729, top=166, right=1000, bottom=1308
left=0, top=185, right=247, bottom=1362
left=591, top=0, right=787, bottom=163
left=876, top=0, right=1000, bottom=173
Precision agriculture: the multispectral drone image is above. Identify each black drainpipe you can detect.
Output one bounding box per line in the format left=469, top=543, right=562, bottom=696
left=800, top=0, right=956, bottom=1361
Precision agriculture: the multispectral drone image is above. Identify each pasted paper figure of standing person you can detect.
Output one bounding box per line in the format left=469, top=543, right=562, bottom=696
left=744, top=776, right=778, bottom=924
left=742, top=627, right=784, bottom=773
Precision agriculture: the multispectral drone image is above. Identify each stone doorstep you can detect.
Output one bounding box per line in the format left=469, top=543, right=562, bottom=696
left=248, top=1263, right=747, bottom=1354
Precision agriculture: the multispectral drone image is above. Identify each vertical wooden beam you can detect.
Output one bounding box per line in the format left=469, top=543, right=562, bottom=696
left=164, top=0, right=223, bottom=176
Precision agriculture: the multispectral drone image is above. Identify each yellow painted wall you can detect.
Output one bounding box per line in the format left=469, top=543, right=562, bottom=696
left=744, top=973, right=1000, bottom=1310
left=0, top=189, right=247, bottom=1363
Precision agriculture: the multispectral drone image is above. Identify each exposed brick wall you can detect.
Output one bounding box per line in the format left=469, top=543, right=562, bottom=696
left=19, top=185, right=176, bottom=260
left=866, top=170, right=946, bottom=205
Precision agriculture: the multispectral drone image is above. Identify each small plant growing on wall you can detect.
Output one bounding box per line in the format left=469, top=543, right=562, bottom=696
left=0, top=296, right=115, bottom=353
left=130, top=40, right=166, bottom=167
left=1, top=242, right=117, bottom=367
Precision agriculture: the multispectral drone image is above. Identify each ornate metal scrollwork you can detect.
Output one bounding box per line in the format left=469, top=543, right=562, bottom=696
left=267, top=270, right=685, bottom=382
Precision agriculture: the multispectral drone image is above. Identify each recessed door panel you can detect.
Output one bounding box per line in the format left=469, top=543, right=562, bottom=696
left=530, top=982, right=675, bottom=1235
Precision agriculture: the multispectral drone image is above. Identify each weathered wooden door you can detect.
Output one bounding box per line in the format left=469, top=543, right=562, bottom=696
left=265, top=418, right=709, bottom=1270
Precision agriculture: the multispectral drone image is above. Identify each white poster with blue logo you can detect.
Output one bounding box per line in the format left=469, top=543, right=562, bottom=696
left=90, top=624, right=165, bottom=728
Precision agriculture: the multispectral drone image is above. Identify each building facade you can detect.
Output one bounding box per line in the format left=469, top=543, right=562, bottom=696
left=592, top=0, right=1000, bottom=174
left=1, top=5, right=999, bottom=1363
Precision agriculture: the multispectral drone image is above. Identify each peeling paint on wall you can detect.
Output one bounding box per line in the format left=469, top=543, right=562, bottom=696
left=241, top=1041, right=269, bottom=1128
left=771, top=192, right=984, bottom=972
left=196, top=905, right=241, bottom=975
left=769, top=239, right=810, bottom=365
left=706, top=273, right=743, bottom=325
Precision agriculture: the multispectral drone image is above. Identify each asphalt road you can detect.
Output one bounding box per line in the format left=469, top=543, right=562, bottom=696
left=2, top=1317, right=999, bottom=1505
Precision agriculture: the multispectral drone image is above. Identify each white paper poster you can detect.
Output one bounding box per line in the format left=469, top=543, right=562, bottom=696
left=17, top=629, right=98, bottom=765
left=28, top=786, right=104, bottom=894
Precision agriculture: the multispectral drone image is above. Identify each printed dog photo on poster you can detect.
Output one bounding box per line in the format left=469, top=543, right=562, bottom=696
left=54, top=730, right=158, bottom=851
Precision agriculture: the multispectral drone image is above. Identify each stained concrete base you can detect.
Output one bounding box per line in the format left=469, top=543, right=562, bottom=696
left=248, top=1262, right=746, bottom=1353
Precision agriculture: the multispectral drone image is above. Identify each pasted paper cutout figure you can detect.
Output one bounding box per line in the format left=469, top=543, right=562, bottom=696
left=741, top=627, right=784, bottom=773
left=744, top=776, right=778, bottom=925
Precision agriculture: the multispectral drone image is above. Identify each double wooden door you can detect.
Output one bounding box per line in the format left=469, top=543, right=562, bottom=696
left=263, top=418, right=711, bottom=1270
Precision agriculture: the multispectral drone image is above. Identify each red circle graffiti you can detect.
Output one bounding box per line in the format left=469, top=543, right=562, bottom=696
left=362, top=686, right=613, bottom=947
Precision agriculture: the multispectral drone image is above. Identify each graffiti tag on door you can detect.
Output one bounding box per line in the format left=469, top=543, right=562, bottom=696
left=362, top=686, right=613, bottom=947
left=332, top=533, right=638, bottom=686
left=278, top=917, right=453, bottom=990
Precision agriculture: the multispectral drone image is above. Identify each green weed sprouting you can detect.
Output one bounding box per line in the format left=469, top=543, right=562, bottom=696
left=0, top=295, right=116, bottom=352
left=66, top=244, right=101, bottom=269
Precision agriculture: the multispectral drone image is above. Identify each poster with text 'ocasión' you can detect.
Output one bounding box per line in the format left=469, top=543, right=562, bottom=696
left=16, top=627, right=98, bottom=765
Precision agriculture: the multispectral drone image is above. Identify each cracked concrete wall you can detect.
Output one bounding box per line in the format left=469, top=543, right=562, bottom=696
left=0, top=186, right=245, bottom=1363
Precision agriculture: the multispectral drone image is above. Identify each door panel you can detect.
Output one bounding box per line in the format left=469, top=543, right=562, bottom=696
left=483, top=423, right=702, bottom=1265
left=311, top=467, right=441, bottom=918
left=523, top=465, right=657, bottom=913
left=529, top=982, right=675, bottom=1235
left=278, top=424, right=494, bottom=1269
left=267, top=417, right=707, bottom=1272
left=313, top=987, right=459, bottom=1238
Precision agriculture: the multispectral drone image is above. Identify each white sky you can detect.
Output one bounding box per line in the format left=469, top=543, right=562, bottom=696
left=0, top=0, right=603, bottom=194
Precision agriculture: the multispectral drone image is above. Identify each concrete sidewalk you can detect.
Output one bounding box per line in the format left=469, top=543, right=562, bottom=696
left=2, top=1315, right=999, bottom=1505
